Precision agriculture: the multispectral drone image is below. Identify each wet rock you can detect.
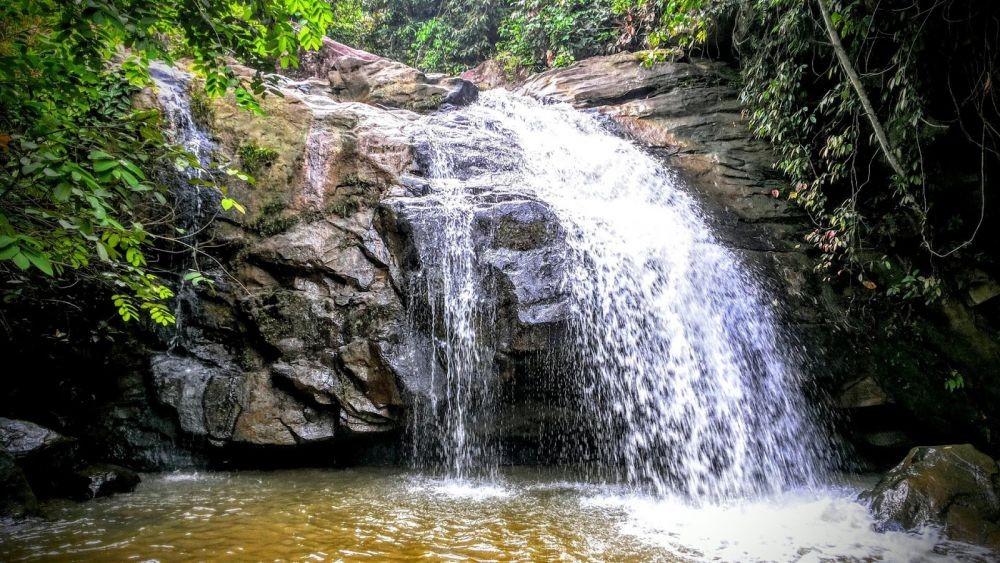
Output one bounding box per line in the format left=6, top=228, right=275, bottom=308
left=338, top=340, right=403, bottom=408
left=68, top=464, right=141, bottom=500
left=0, top=417, right=74, bottom=459
left=150, top=354, right=242, bottom=441
left=475, top=200, right=570, bottom=351
left=232, top=370, right=340, bottom=445
left=0, top=418, right=78, bottom=498
left=253, top=220, right=378, bottom=290
left=862, top=444, right=1000, bottom=550
left=0, top=449, right=37, bottom=517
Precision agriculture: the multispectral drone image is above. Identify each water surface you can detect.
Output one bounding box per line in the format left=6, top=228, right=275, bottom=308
left=1, top=468, right=990, bottom=561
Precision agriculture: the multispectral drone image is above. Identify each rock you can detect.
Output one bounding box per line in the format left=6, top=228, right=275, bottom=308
left=461, top=59, right=524, bottom=90
left=150, top=354, right=242, bottom=441
left=338, top=340, right=403, bottom=408
left=862, top=444, right=1000, bottom=550
left=838, top=377, right=891, bottom=409
left=302, top=38, right=478, bottom=112
left=68, top=464, right=141, bottom=500
left=0, top=417, right=78, bottom=498
left=231, top=370, right=339, bottom=445
left=0, top=449, right=37, bottom=517
left=0, top=417, right=73, bottom=459
left=253, top=220, right=378, bottom=290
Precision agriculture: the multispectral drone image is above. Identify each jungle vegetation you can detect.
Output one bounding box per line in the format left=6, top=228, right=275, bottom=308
left=1, top=0, right=997, bottom=329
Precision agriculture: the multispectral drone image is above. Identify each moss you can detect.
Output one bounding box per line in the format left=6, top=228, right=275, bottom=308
left=189, top=87, right=214, bottom=129
left=238, top=143, right=279, bottom=174
left=327, top=197, right=363, bottom=218
left=250, top=199, right=298, bottom=237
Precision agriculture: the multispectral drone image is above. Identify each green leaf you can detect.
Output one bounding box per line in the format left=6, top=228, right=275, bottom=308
left=12, top=252, right=30, bottom=270
left=54, top=182, right=72, bottom=202
left=96, top=242, right=110, bottom=262
left=93, top=159, right=119, bottom=172
left=25, top=251, right=54, bottom=276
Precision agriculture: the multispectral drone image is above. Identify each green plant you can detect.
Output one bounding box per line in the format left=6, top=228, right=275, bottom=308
left=238, top=144, right=279, bottom=174
left=945, top=370, right=965, bottom=393
left=0, top=0, right=334, bottom=327
left=497, top=0, right=616, bottom=72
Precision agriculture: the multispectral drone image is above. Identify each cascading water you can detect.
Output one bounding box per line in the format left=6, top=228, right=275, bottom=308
left=404, top=116, right=520, bottom=478
left=149, top=63, right=220, bottom=346
left=412, top=90, right=836, bottom=500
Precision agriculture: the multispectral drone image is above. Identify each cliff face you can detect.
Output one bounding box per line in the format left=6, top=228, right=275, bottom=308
left=2, top=42, right=997, bottom=472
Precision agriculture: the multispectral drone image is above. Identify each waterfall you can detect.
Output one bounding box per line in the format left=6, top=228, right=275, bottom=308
left=411, top=90, right=835, bottom=500
left=149, top=63, right=220, bottom=346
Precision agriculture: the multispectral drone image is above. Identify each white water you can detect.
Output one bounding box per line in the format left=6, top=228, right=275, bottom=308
left=412, top=90, right=836, bottom=499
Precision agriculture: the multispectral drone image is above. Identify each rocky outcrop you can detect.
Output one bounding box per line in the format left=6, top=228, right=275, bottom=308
left=0, top=418, right=139, bottom=507
left=132, top=48, right=473, bottom=456
left=301, top=38, right=477, bottom=112
left=863, top=444, right=1000, bottom=550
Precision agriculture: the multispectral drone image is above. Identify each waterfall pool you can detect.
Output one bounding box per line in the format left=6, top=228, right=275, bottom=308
left=0, top=468, right=990, bottom=561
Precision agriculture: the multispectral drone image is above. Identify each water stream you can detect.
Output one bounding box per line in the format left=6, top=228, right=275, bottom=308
left=409, top=91, right=835, bottom=499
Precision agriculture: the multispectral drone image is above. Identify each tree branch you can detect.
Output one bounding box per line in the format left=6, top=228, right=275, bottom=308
left=816, top=0, right=908, bottom=181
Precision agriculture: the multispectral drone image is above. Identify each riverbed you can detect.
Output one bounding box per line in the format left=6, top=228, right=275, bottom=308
left=0, top=468, right=990, bottom=561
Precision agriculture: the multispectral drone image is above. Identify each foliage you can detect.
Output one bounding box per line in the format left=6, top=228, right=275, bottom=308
left=497, top=0, right=617, bottom=71
left=357, top=0, right=512, bottom=73
left=0, top=0, right=333, bottom=327
left=238, top=144, right=279, bottom=174
left=615, top=0, right=998, bottom=308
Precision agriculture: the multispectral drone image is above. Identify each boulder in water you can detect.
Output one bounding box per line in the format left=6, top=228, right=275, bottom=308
left=862, top=444, right=1000, bottom=550
left=0, top=417, right=74, bottom=459
left=67, top=464, right=141, bottom=500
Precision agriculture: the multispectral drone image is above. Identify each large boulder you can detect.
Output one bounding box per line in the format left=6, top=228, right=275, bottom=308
left=0, top=417, right=74, bottom=459
left=0, top=417, right=78, bottom=497
left=862, top=444, right=1000, bottom=550
left=300, top=38, right=477, bottom=112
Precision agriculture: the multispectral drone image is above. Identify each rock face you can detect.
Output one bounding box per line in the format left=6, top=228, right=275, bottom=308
left=130, top=45, right=483, bottom=458
left=863, top=444, right=1000, bottom=550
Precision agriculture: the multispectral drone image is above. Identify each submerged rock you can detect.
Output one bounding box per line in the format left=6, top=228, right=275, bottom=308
left=862, top=444, right=1000, bottom=550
